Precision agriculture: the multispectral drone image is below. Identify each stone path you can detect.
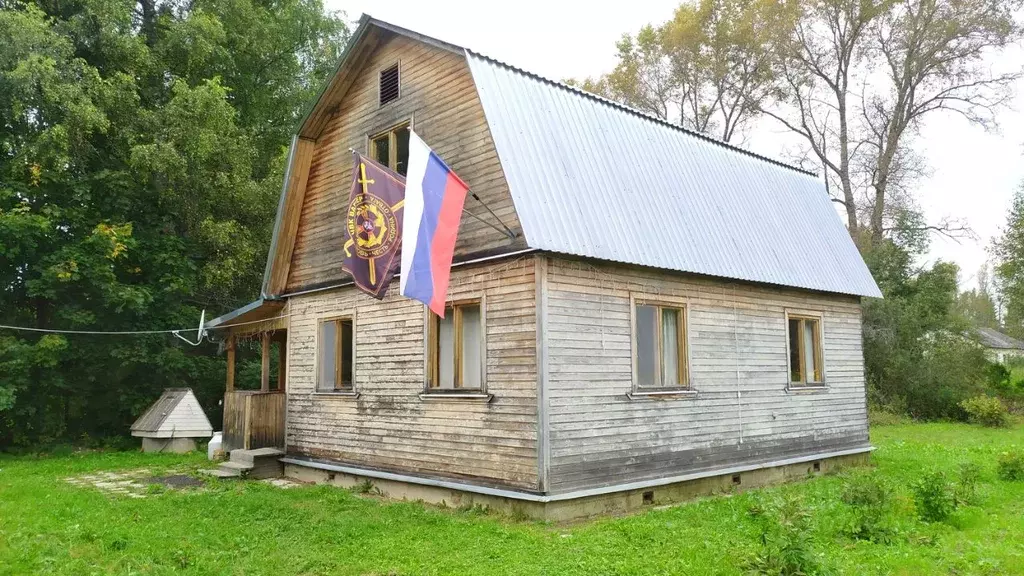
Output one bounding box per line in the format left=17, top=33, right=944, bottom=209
left=67, top=468, right=305, bottom=497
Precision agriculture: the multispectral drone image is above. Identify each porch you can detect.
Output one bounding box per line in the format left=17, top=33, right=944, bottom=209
left=207, top=298, right=289, bottom=454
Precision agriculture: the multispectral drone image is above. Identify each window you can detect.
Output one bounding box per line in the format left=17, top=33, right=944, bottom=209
left=427, top=302, right=483, bottom=390
left=787, top=314, right=823, bottom=385
left=379, top=62, right=400, bottom=107
left=369, top=123, right=410, bottom=176
left=318, top=317, right=354, bottom=391
left=635, top=303, right=688, bottom=388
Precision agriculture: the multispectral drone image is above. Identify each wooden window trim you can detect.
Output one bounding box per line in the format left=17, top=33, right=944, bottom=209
left=316, top=314, right=355, bottom=393
left=631, top=297, right=691, bottom=392
left=377, top=61, right=401, bottom=108
left=785, top=310, right=825, bottom=387
left=424, top=297, right=486, bottom=393
left=367, top=120, right=411, bottom=173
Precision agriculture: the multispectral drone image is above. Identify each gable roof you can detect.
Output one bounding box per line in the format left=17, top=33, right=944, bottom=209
left=977, top=327, right=1024, bottom=350
left=260, top=15, right=881, bottom=300
left=131, top=388, right=212, bottom=438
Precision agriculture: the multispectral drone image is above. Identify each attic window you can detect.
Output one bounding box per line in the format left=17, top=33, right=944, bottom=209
left=379, top=63, right=400, bottom=107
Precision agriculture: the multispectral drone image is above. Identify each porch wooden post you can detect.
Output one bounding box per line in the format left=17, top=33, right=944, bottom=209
left=260, top=332, right=271, bottom=392
left=226, top=335, right=235, bottom=392
left=277, top=333, right=286, bottom=392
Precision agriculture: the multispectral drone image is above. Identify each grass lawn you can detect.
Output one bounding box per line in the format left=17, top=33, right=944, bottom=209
left=2, top=423, right=1023, bottom=575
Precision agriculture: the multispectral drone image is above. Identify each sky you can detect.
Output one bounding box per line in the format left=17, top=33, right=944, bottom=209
left=328, top=0, right=1024, bottom=289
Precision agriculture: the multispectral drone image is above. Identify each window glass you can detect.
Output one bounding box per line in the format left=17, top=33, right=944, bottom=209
left=438, top=313, right=455, bottom=389
left=788, top=318, right=802, bottom=382
left=636, top=305, right=659, bottom=386
left=372, top=135, right=389, bottom=167
left=395, top=127, right=410, bottom=176
left=661, top=308, right=681, bottom=385
left=340, top=319, right=353, bottom=387
left=318, top=321, right=337, bottom=391
left=461, top=305, right=482, bottom=389
left=804, top=319, right=819, bottom=382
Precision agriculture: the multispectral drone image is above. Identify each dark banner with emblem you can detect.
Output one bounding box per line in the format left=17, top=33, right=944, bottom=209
left=342, top=151, right=405, bottom=299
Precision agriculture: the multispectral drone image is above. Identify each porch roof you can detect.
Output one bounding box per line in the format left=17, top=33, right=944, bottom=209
left=206, top=299, right=286, bottom=334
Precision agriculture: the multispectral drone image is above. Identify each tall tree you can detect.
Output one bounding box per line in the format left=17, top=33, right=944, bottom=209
left=568, top=0, right=798, bottom=142
left=956, top=264, right=999, bottom=329
left=765, top=0, right=1023, bottom=244
left=0, top=0, right=348, bottom=446
left=993, top=184, right=1024, bottom=338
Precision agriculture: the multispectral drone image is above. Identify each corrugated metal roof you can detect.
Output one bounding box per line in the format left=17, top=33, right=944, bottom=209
left=131, top=388, right=188, bottom=433
left=977, top=327, right=1024, bottom=350
left=466, top=51, right=882, bottom=298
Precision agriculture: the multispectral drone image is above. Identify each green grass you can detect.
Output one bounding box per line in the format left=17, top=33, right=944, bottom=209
left=2, top=423, right=1023, bottom=575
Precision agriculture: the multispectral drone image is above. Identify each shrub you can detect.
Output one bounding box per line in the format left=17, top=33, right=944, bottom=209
left=745, top=495, right=824, bottom=576
left=954, top=462, right=981, bottom=506
left=997, top=451, right=1024, bottom=481
left=959, top=395, right=1009, bottom=427
left=913, top=471, right=957, bottom=522
left=841, top=474, right=897, bottom=543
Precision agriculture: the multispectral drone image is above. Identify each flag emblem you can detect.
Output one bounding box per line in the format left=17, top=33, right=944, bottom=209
left=341, top=153, right=405, bottom=298
left=346, top=193, right=397, bottom=259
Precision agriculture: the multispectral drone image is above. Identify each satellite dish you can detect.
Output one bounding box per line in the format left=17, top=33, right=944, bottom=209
left=173, top=310, right=206, bottom=346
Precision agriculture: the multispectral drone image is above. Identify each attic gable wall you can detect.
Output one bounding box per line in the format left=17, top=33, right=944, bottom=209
left=286, top=32, right=525, bottom=293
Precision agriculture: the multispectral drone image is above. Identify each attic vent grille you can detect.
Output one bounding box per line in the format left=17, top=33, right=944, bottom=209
left=379, top=63, right=400, bottom=107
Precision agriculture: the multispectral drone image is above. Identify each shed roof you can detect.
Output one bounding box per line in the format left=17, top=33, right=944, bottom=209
left=977, top=327, right=1024, bottom=350
left=131, top=388, right=212, bottom=437
left=260, top=15, right=881, bottom=300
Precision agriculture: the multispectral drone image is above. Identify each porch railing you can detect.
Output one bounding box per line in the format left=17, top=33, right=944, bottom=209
left=223, top=390, right=285, bottom=451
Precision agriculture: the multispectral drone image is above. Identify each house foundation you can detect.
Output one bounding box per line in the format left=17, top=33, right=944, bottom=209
left=282, top=449, right=871, bottom=522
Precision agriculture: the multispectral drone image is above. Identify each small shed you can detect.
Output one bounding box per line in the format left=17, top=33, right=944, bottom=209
left=131, top=388, right=213, bottom=453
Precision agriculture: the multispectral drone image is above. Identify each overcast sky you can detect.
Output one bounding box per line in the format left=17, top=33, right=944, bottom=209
left=329, top=0, right=1024, bottom=289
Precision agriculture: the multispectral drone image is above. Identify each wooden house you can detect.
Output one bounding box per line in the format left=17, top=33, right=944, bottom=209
left=206, top=15, right=882, bottom=519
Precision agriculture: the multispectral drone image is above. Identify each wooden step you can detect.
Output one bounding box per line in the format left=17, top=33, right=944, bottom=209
left=230, top=447, right=285, bottom=465
left=198, top=468, right=243, bottom=479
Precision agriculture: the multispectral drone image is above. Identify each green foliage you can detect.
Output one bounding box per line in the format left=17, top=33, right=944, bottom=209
left=996, top=450, right=1024, bottom=481
left=0, top=0, right=348, bottom=447
left=862, top=238, right=990, bottom=420
left=955, top=462, right=982, bottom=506
left=912, top=471, right=957, bottom=523
left=745, top=494, right=825, bottom=576
left=840, top=473, right=897, bottom=543
left=993, top=184, right=1024, bottom=338
left=959, top=395, right=1010, bottom=428
left=566, top=0, right=798, bottom=142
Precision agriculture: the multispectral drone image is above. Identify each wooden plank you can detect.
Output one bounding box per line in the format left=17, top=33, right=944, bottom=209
left=285, top=34, right=525, bottom=293
left=284, top=257, right=539, bottom=490
left=261, top=333, right=271, bottom=392
left=225, top=335, right=235, bottom=392
left=266, top=138, right=316, bottom=296
left=278, top=333, right=287, bottom=392
left=540, top=257, right=869, bottom=493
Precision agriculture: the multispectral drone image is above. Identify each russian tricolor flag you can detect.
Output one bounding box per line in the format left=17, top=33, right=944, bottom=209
left=400, top=131, right=470, bottom=317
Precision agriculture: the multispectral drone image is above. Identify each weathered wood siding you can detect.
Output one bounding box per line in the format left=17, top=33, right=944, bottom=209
left=542, top=258, right=870, bottom=494
left=287, top=32, right=524, bottom=293
left=285, top=257, right=539, bottom=490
